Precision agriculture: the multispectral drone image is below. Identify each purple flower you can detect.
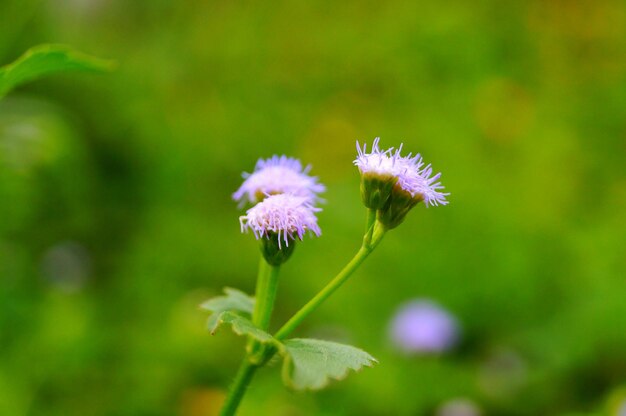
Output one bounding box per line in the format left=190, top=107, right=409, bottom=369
left=354, top=137, right=402, bottom=177
left=355, top=138, right=449, bottom=207
left=233, top=155, right=325, bottom=206
left=239, top=193, right=321, bottom=248
left=395, top=157, right=449, bottom=207
left=389, top=299, right=459, bottom=354
left=619, top=398, right=626, bottom=416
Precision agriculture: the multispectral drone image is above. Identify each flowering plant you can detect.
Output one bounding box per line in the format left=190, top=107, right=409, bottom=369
left=202, top=138, right=449, bottom=415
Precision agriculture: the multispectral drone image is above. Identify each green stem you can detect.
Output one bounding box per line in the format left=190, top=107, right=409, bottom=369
left=275, top=222, right=385, bottom=341
left=218, top=360, right=258, bottom=416
left=220, top=257, right=280, bottom=416
left=252, top=258, right=280, bottom=331
left=364, top=208, right=376, bottom=246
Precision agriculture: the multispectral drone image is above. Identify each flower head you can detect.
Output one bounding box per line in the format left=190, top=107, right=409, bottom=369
left=354, top=138, right=402, bottom=210
left=354, top=137, right=402, bottom=177
left=355, top=138, right=449, bottom=229
left=355, top=138, right=449, bottom=207
left=389, top=299, right=459, bottom=354
left=395, top=156, right=449, bottom=207
left=240, top=193, right=321, bottom=248
left=233, top=155, right=325, bottom=206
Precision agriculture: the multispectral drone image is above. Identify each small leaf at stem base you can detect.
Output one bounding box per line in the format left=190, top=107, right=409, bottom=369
left=201, top=287, right=255, bottom=332
left=210, top=311, right=278, bottom=346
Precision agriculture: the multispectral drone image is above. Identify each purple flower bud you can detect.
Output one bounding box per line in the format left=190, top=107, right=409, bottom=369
left=389, top=299, right=459, bottom=354
left=233, top=155, right=325, bottom=206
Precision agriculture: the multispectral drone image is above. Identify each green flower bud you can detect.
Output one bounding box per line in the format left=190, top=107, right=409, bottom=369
left=377, top=184, right=424, bottom=230
left=360, top=172, right=398, bottom=210
left=260, top=233, right=296, bottom=266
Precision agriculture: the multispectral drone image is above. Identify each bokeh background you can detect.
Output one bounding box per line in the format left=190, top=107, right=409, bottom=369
left=1, top=1, right=625, bottom=415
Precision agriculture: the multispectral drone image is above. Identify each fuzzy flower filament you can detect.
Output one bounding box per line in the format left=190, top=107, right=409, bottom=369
left=240, top=194, right=321, bottom=265
left=233, top=155, right=325, bottom=206
left=395, top=159, right=449, bottom=207
left=354, top=138, right=401, bottom=210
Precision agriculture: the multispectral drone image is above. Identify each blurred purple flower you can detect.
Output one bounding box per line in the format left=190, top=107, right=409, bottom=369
left=239, top=193, right=321, bottom=247
left=354, top=137, right=449, bottom=207
left=389, top=299, right=459, bottom=354
left=436, top=398, right=482, bottom=416
left=233, top=155, right=325, bottom=206
left=619, top=398, right=626, bottom=416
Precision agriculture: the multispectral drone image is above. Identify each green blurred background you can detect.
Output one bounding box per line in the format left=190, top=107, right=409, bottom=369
left=1, top=1, right=625, bottom=415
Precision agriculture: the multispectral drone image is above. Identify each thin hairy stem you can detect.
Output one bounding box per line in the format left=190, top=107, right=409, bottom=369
left=218, top=360, right=257, bottom=416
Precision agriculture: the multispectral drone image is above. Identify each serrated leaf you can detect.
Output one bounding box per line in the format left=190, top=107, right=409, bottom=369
left=281, top=338, right=378, bottom=390
left=0, top=44, right=115, bottom=98
left=200, top=287, right=254, bottom=314
left=200, top=287, right=255, bottom=332
left=211, top=311, right=277, bottom=346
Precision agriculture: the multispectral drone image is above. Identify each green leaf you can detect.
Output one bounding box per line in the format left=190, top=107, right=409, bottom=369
left=200, top=287, right=255, bottom=332
left=200, top=287, right=255, bottom=314
left=210, top=311, right=277, bottom=346
left=0, top=44, right=115, bottom=98
left=281, top=338, right=378, bottom=390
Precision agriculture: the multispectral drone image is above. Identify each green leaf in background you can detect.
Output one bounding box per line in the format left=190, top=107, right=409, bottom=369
left=0, top=44, right=115, bottom=98
left=281, top=338, right=377, bottom=390
left=209, top=311, right=278, bottom=346
left=201, top=287, right=255, bottom=332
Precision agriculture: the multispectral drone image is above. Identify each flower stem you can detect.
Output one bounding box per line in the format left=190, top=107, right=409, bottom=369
left=253, top=257, right=281, bottom=331
left=364, top=208, right=376, bottom=246
left=220, top=257, right=280, bottom=416
left=218, top=360, right=258, bottom=416
left=275, top=221, right=385, bottom=341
